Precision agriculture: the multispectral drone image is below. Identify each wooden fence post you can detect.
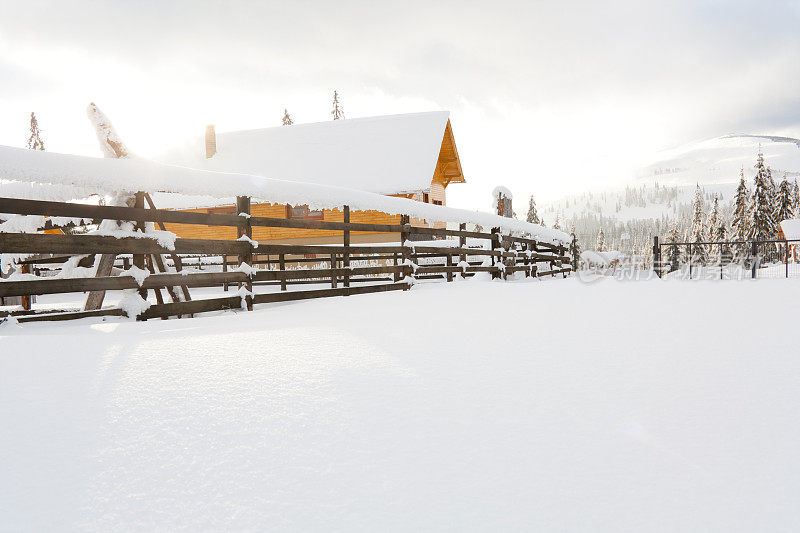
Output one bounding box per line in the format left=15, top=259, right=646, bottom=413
left=132, top=192, right=148, bottom=319
left=330, top=253, right=338, bottom=288
left=446, top=253, right=454, bottom=282
left=20, top=263, right=32, bottom=310
left=279, top=254, right=287, bottom=291
left=459, top=223, right=466, bottom=279
left=652, top=236, right=661, bottom=278
left=786, top=241, right=789, bottom=279
left=401, top=214, right=411, bottom=287
left=490, top=227, right=499, bottom=279
left=343, top=205, right=350, bottom=290
left=142, top=192, right=191, bottom=304
left=524, top=242, right=530, bottom=277
left=222, top=254, right=228, bottom=291
left=236, top=195, right=253, bottom=310
left=751, top=241, right=758, bottom=279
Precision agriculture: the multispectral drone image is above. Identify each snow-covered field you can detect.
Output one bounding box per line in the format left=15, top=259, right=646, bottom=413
left=2, top=277, right=800, bottom=531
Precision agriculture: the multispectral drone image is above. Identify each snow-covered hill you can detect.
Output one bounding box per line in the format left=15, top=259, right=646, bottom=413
left=540, top=134, right=800, bottom=252
left=638, top=134, right=800, bottom=185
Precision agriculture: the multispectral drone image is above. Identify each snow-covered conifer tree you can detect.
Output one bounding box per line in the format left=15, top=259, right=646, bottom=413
left=731, top=169, right=750, bottom=260
left=706, top=195, right=720, bottom=259
left=775, top=174, right=794, bottom=225
left=86, top=102, right=130, bottom=158
left=716, top=220, right=731, bottom=264
left=553, top=214, right=561, bottom=230
left=596, top=227, right=606, bottom=252
left=667, top=223, right=681, bottom=273
left=282, top=109, right=293, bottom=126
left=331, top=90, right=344, bottom=120
left=26, top=112, right=45, bottom=151
left=690, top=184, right=707, bottom=264
left=792, top=179, right=800, bottom=214
left=748, top=150, right=778, bottom=245
left=706, top=194, right=719, bottom=237
left=526, top=195, right=540, bottom=224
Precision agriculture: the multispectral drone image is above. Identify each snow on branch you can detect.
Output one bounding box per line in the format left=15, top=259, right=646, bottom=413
left=87, top=102, right=130, bottom=159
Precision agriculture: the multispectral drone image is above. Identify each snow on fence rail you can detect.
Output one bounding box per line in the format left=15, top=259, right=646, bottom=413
left=1, top=194, right=572, bottom=323
left=0, top=145, right=569, bottom=244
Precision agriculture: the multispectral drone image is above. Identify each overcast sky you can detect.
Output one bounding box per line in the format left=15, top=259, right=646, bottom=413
left=2, top=0, right=799, bottom=208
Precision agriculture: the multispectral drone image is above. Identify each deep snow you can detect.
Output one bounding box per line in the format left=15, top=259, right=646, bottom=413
left=2, top=277, right=800, bottom=531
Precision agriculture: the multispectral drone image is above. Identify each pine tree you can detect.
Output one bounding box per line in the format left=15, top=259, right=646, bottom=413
left=706, top=194, right=719, bottom=238
left=526, top=195, right=540, bottom=224
left=792, top=179, right=800, bottom=214
left=331, top=90, right=344, bottom=120
left=667, top=223, right=681, bottom=273
left=748, top=150, right=778, bottom=260
left=282, top=109, right=293, bottom=126
left=716, top=220, right=732, bottom=265
left=731, top=168, right=750, bottom=260
left=26, top=112, right=45, bottom=151
left=706, top=194, right=720, bottom=259
left=596, top=227, right=606, bottom=252
left=690, top=184, right=707, bottom=265
left=775, top=174, right=794, bottom=225
left=569, top=224, right=581, bottom=270
left=553, top=214, right=561, bottom=230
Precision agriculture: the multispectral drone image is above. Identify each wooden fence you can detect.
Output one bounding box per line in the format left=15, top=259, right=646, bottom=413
left=0, top=194, right=572, bottom=323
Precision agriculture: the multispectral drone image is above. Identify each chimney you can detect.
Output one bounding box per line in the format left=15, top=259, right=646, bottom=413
left=205, top=125, right=216, bottom=158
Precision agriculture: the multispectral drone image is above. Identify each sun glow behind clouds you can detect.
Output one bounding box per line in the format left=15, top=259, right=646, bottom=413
left=1, top=0, right=800, bottom=210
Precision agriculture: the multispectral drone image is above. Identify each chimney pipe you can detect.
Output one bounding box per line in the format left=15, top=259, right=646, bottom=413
left=205, top=125, right=216, bottom=158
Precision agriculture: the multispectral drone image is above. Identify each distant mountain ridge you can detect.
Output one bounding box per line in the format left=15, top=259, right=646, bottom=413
left=637, top=134, right=800, bottom=185
left=538, top=133, right=800, bottom=254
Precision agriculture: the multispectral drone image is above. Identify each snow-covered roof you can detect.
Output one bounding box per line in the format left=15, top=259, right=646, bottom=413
left=0, top=145, right=569, bottom=244
left=155, top=112, right=455, bottom=195
left=780, top=219, right=800, bottom=240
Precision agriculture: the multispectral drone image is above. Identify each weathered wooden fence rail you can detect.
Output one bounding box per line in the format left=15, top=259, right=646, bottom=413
left=0, top=194, right=571, bottom=322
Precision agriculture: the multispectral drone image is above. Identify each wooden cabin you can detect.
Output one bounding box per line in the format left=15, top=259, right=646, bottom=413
left=155, top=112, right=465, bottom=245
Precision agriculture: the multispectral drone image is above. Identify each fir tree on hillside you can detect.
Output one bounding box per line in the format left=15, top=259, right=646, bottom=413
left=731, top=169, right=750, bottom=260
left=282, top=109, right=293, bottom=126
left=792, top=179, right=800, bottom=214
left=569, top=224, right=581, bottom=270
left=706, top=194, right=719, bottom=237
left=706, top=194, right=720, bottom=259
left=553, top=214, right=561, bottom=230
left=666, top=223, right=681, bottom=273
left=526, top=195, right=540, bottom=224
left=331, top=90, right=344, bottom=120
left=26, top=112, right=45, bottom=151
left=748, top=150, right=778, bottom=246
left=715, top=220, right=730, bottom=264
left=690, top=184, right=707, bottom=265
left=596, top=227, right=606, bottom=252
left=775, top=174, right=794, bottom=226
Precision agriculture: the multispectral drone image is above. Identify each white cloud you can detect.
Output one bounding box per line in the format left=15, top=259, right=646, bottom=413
left=1, top=0, right=799, bottom=208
